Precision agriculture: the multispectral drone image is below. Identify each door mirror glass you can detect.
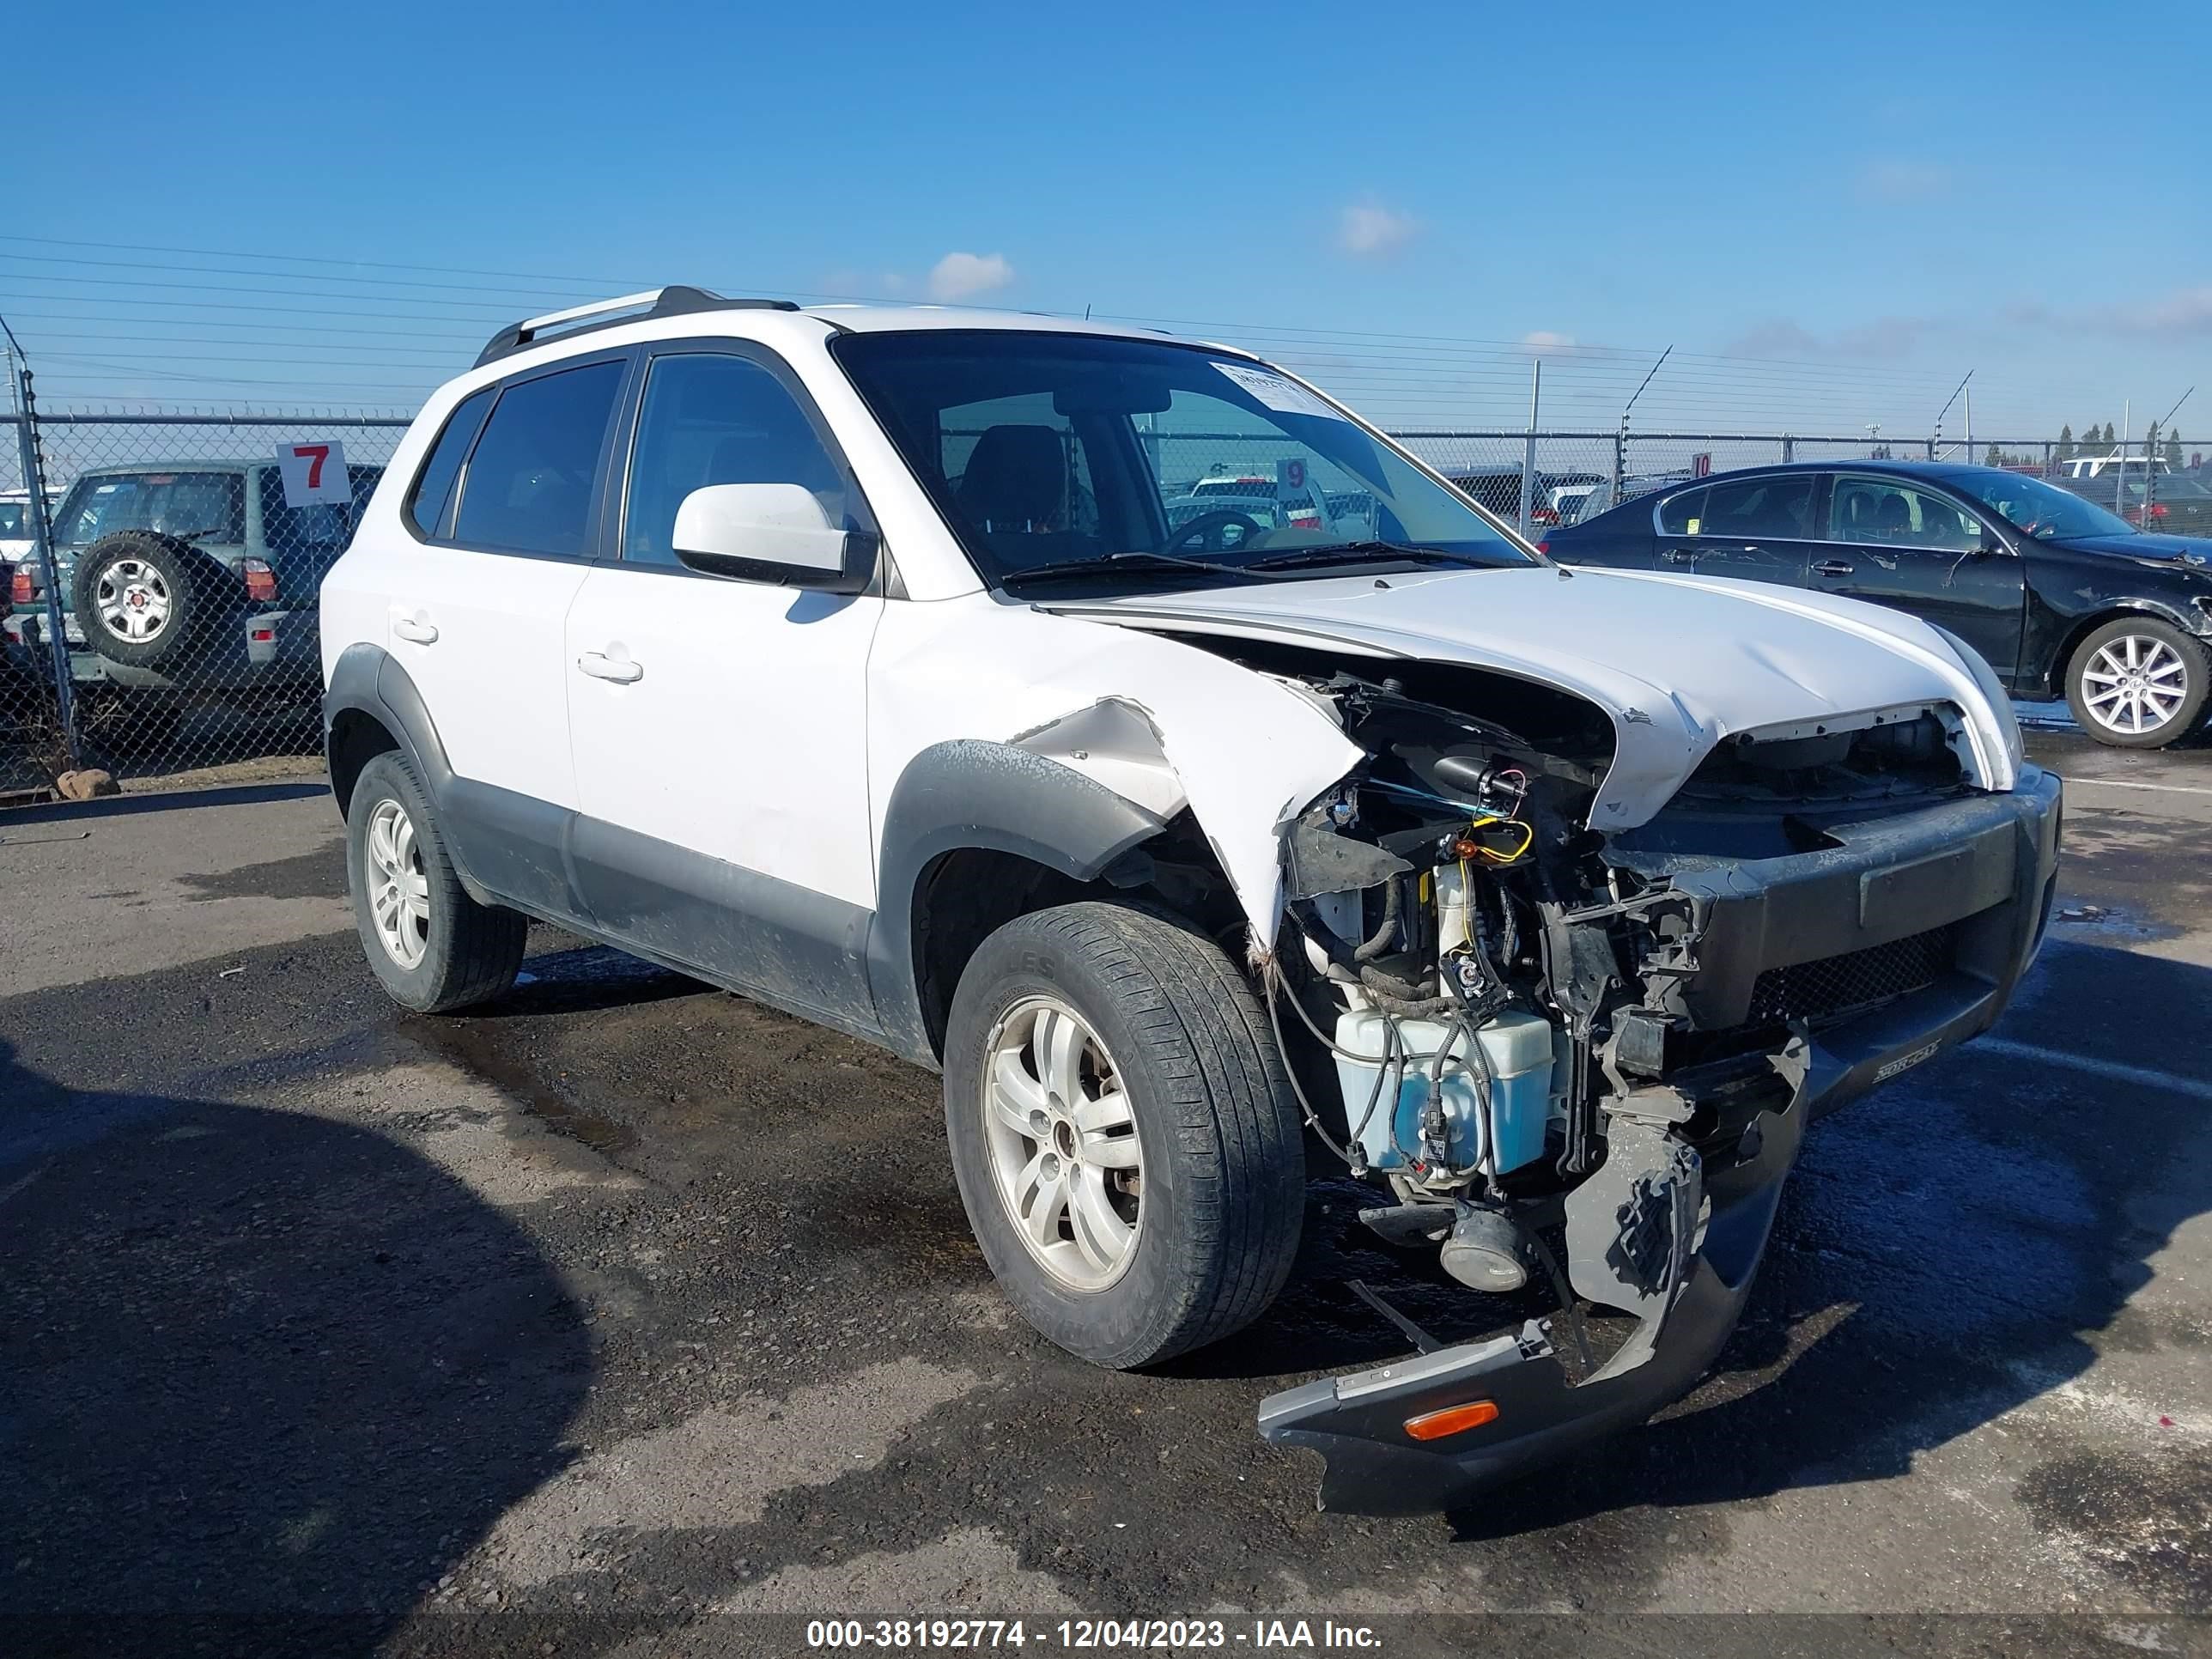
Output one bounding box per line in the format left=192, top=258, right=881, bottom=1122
left=673, top=483, right=867, bottom=586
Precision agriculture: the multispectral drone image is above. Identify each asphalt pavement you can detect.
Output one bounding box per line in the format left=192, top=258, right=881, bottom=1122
left=2, top=732, right=2208, bottom=1657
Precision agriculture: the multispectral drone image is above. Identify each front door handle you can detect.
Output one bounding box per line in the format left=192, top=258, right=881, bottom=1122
left=576, top=651, right=643, bottom=684
left=1813, top=560, right=1855, bottom=578
left=1660, top=547, right=1700, bottom=565
left=392, top=614, right=439, bottom=644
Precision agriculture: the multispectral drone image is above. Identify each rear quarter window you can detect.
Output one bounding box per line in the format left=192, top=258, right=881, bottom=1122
left=1657, top=487, right=1705, bottom=535
left=406, top=386, right=495, bottom=539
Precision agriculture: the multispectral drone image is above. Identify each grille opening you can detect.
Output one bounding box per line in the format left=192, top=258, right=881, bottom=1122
left=1673, top=922, right=1960, bottom=1067
left=1744, top=923, right=1959, bottom=1026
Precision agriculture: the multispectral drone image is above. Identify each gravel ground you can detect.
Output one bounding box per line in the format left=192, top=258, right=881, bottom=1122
left=1, top=730, right=2208, bottom=1658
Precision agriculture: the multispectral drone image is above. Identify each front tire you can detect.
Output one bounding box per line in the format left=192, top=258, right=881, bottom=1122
left=344, top=750, right=526, bottom=1012
left=2064, top=617, right=2209, bottom=747
left=943, top=902, right=1305, bottom=1369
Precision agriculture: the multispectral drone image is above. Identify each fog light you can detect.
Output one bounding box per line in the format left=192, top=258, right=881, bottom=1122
left=1438, top=1206, right=1528, bottom=1293
left=1405, top=1399, right=1499, bottom=1441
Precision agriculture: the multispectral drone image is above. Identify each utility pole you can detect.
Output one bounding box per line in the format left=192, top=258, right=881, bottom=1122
left=2, top=315, right=77, bottom=768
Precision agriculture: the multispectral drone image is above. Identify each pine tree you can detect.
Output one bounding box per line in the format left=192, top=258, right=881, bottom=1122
left=1985, top=443, right=2003, bottom=466
left=2057, top=423, right=2075, bottom=460
left=2103, top=422, right=2117, bottom=445
left=2167, top=428, right=2184, bottom=468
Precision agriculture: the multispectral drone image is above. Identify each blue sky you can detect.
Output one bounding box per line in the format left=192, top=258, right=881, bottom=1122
left=10, top=0, right=2209, bottom=437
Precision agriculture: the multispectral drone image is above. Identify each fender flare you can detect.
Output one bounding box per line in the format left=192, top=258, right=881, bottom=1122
left=2045, top=597, right=2212, bottom=698
left=324, top=641, right=456, bottom=812
left=866, top=739, right=1168, bottom=1063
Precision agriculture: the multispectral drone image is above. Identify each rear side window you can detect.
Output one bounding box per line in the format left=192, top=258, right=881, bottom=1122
left=1701, top=475, right=1816, bottom=538
left=1656, top=487, right=1705, bottom=535
left=406, top=387, right=493, bottom=538
left=451, top=360, right=625, bottom=556
left=260, top=465, right=383, bottom=559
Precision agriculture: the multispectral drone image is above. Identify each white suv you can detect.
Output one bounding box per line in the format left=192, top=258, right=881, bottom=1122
left=322, top=288, right=2061, bottom=1515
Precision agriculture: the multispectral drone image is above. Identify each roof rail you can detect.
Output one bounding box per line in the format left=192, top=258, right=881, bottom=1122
left=474, top=285, right=800, bottom=367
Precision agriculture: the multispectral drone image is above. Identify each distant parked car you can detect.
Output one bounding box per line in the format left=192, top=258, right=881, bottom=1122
left=4, top=459, right=380, bottom=725
left=1546, top=459, right=2212, bottom=748
left=2056, top=472, right=2212, bottom=538
left=1544, top=471, right=1694, bottom=530
left=1444, top=467, right=1602, bottom=526
left=2060, top=453, right=2169, bottom=480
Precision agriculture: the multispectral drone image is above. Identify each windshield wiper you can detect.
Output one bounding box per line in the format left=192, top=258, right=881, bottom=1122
left=1243, top=540, right=1493, bottom=571
left=999, top=550, right=1285, bottom=589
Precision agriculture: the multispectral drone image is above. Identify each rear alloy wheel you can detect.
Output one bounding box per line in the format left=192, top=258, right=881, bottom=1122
left=2065, top=617, right=2210, bottom=748
left=344, top=750, right=526, bottom=1012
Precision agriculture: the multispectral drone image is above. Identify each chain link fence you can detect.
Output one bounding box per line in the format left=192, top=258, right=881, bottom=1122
left=2, top=411, right=408, bottom=797
left=3, top=403, right=2179, bottom=798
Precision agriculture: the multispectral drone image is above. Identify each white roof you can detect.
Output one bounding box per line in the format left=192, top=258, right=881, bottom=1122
left=805, top=304, right=1207, bottom=348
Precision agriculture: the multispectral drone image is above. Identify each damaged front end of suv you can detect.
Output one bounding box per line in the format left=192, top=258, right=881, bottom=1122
left=1056, top=607, right=2064, bottom=1516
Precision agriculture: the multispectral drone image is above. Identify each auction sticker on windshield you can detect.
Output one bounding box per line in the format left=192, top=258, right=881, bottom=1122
left=1215, top=363, right=1340, bottom=420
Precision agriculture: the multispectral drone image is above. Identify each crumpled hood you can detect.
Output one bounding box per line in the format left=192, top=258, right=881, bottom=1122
left=1043, top=563, right=2015, bottom=829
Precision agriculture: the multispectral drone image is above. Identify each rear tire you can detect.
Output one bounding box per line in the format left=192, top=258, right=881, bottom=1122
left=71, top=532, right=228, bottom=671
left=943, top=901, right=1305, bottom=1369
left=344, top=750, right=526, bottom=1012
left=2064, top=617, right=2209, bottom=748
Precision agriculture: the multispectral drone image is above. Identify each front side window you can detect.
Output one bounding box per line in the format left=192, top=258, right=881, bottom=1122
left=0, top=502, right=25, bottom=538
left=451, top=360, right=624, bottom=556
left=52, top=471, right=245, bottom=548
left=623, top=353, right=851, bottom=567
left=1829, top=477, right=1983, bottom=551
left=833, top=330, right=1530, bottom=586
left=1954, top=470, right=2134, bottom=541
left=1701, top=475, right=1817, bottom=539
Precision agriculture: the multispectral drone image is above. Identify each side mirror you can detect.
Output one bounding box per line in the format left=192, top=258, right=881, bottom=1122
left=672, top=483, right=875, bottom=592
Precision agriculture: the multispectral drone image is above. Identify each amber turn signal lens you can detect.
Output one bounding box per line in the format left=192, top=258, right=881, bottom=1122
left=1403, top=1399, right=1500, bottom=1441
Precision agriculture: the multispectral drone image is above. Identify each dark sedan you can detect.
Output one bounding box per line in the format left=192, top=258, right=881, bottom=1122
left=1543, top=459, right=2212, bottom=748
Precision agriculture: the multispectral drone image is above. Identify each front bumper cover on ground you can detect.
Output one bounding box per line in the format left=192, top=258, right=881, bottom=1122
left=1258, top=768, right=2063, bottom=1516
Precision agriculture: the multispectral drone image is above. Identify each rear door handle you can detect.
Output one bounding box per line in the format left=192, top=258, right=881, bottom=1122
left=1660, top=546, right=1700, bottom=565
left=1813, top=560, right=1855, bottom=578
left=576, top=651, right=643, bottom=684
left=392, top=613, right=439, bottom=644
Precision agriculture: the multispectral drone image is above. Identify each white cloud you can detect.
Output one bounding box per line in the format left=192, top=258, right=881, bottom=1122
left=927, top=252, right=1015, bottom=303
left=1522, top=330, right=1576, bottom=349
left=1854, top=159, right=1951, bottom=202
left=1336, top=201, right=1418, bottom=259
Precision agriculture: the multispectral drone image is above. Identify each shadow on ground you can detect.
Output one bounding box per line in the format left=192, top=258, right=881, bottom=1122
left=0, top=1037, right=592, bottom=1654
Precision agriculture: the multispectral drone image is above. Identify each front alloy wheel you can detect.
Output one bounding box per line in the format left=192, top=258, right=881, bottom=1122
left=982, top=995, right=1144, bottom=1291
left=2066, top=617, right=2210, bottom=748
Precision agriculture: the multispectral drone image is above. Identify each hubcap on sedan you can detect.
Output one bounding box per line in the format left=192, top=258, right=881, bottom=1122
left=365, top=798, right=431, bottom=969
left=2081, top=635, right=2189, bottom=736
left=982, top=996, right=1143, bottom=1291
left=94, top=558, right=172, bottom=642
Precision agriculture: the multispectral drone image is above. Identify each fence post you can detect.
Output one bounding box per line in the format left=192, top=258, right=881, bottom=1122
left=1611, top=426, right=1625, bottom=496
left=1517, top=361, right=1540, bottom=539
left=7, top=356, right=78, bottom=769
left=1781, top=434, right=1795, bottom=464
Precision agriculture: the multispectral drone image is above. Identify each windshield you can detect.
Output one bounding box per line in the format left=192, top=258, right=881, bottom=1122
left=52, top=471, right=246, bottom=548
left=831, top=331, right=1533, bottom=586
left=1953, top=471, right=2136, bottom=541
